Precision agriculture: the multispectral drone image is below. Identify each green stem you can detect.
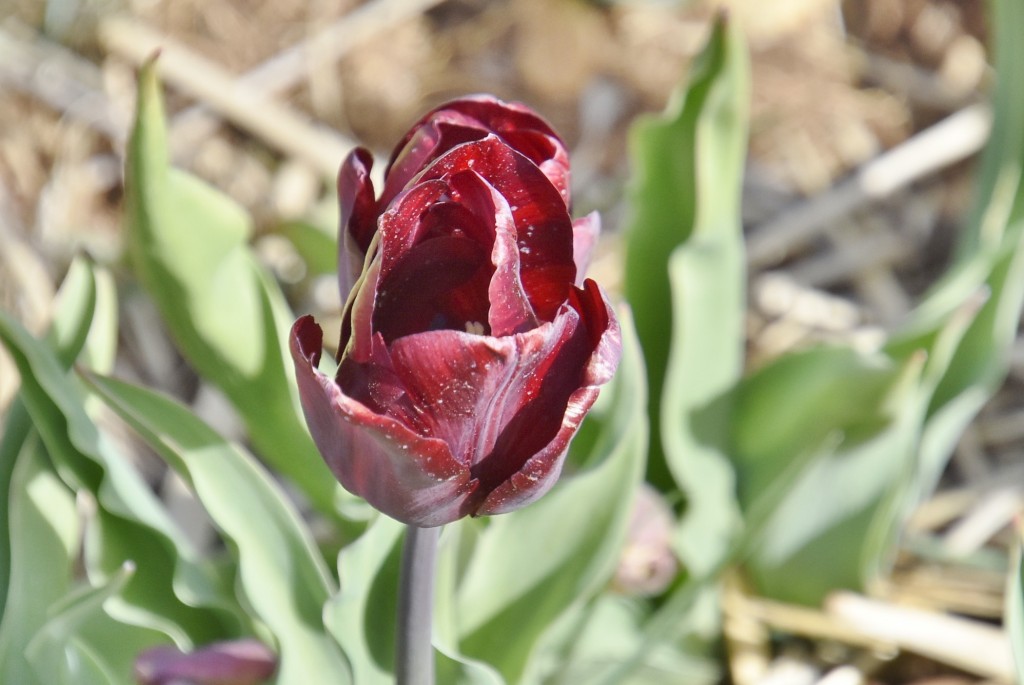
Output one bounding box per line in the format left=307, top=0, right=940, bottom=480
left=395, top=524, right=439, bottom=685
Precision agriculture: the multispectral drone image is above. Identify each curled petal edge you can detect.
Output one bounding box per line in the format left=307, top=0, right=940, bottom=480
left=478, top=287, right=621, bottom=515
left=290, top=316, right=475, bottom=527
left=571, top=212, right=601, bottom=287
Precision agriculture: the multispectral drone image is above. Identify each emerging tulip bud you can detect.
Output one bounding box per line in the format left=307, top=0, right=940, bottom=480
left=134, top=639, right=276, bottom=685
left=291, top=96, right=621, bottom=526
left=612, top=484, right=679, bottom=597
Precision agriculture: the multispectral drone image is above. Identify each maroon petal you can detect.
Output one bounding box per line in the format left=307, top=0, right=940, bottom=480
left=568, top=279, right=621, bottom=386
left=134, top=639, right=276, bottom=685
left=426, top=96, right=571, bottom=204
left=500, top=128, right=570, bottom=206
left=475, top=384, right=601, bottom=516
left=571, top=212, right=601, bottom=286
left=446, top=170, right=537, bottom=336
left=372, top=235, right=491, bottom=342
left=380, top=116, right=488, bottom=209
left=383, top=95, right=571, bottom=207
left=377, top=180, right=451, bottom=281
left=337, top=148, right=379, bottom=298
left=476, top=284, right=621, bottom=514
left=385, top=329, right=524, bottom=466
left=418, top=136, right=576, bottom=322
left=290, top=317, right=475, bottom=526
left=385, top=303, right=601, bottom=514
left=372, top=176, right=501, bottom=341
left=405, top=96, right=564, bottom=163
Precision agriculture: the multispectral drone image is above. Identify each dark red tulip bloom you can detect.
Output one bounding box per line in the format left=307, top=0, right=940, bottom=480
left=134, top=639, right=276, bottom=685
left=291, top=96, right=620, bottom=527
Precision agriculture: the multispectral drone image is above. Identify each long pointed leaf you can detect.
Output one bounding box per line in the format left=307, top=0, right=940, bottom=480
left=125, top=59, right=339, bottom=517
left=1, top=257, right=101, bottom=612
left=0, top=311, right=237, bottom=646
left=623, top=14, right=747, bottom=494
left=658, top=16, right=749, bottom=576
left=82, top=372, right=351, bottom=685
left=25, top=562, right=137, bottom=685
left=325, top=516, right=405, bottom=685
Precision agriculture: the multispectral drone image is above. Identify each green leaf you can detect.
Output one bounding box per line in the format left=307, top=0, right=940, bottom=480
left=435, top=648, right=506, bottom=685
left=325, top=516, right=405, bottom=685
left=47, top=256, right=119, bottom=375
left=125, top=60, right=339, bottom=517
left=889, top=0, right=1024, bottom=499
left=79, top=265, right=120, bottom=375
left=326, top=521, right=503, bottom=685
left=82, top=372, right=351, bottom=685
left=737, top=282, right=982, bottom=605
left=545, top=597, right=718, bottom=685
left=0, top=310, right=237, bottom=646
left=434, top=523, right=507, bottom=685
left=25, top=562, right=137, bottom=685
left=452, top=308, right=647, bottom=683
left=0, top=397, right=30, bottom=618
left=0, top=437, right=79, bottom=685
left=732, top=345, right=928, bottom=605
left=48, top=256, right=98, bottom=368
left=739, top=0, right=1024, bottom=604
left=729, top=346, right=900, bottom=511
left=1, top=257, right=107, bottom=617
left=623, top=14, right=748, bottom=491
left=280, top=219, right=339, bottom=278
left=956, top=0, right=1024, bottom=262
left=664, top=235, right=746, bottom=575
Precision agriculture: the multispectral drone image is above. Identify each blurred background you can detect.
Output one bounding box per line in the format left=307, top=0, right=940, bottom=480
left=0, top=1, right=1015, bottom=682
left=0, top=0, right=991, bottom=344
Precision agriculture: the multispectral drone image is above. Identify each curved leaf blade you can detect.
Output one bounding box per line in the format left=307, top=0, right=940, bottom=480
left=0, top=310, right=237, bottom=646
left=0, top=437, right=79, bottom=685
left=125, top=59, right=339, bottom=516
left=82, top=372, right=351, bottom=685
left=623, top=15, right=748, bottom=494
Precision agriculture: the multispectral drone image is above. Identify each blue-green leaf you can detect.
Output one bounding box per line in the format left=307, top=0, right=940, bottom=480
left=25, top=562, right=137, bottom=685
left=623, top=14, right=748, bottom=495
left=48, top=256, right=98, bottom=368
left=545, top=596, right=718, bottom=685
left=82, top=372, right=351, bottom=685
left=0, top=310, right=237, bottom=646
left=0, top=437, right=79, bottom=685
left=325, top=516, right=405, bottom=685
left=125, top=60, right=339, bottom=517
left=1, top=257, right=108, bottom=617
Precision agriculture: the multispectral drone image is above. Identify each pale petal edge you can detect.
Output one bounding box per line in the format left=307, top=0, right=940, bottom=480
left=572, top=212, right=601, bottom=287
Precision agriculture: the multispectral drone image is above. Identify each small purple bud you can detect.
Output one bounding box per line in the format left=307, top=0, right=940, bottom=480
left=134, top=638, right=276, bottom=685
left=613, top=484, right=679, bottom=597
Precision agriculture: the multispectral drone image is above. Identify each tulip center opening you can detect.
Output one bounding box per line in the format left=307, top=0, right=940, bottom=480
left=373, top=234, right=494, bottom=343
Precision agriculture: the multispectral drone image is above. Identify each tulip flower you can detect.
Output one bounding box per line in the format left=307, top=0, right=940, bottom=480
left=291, top=95, right=620, bottom=527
